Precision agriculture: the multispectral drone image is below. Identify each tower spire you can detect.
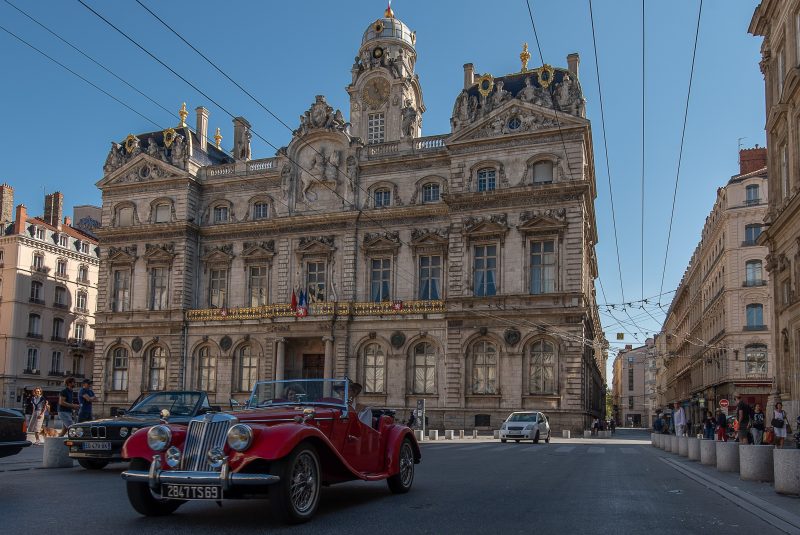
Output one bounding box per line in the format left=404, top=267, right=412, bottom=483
left=384, top=1, right=394, bottom=18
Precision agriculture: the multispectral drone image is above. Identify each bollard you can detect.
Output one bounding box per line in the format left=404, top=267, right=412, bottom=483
left=444, top=430, right=454, bottom=440
left=458, top=430, right=465, bottom=439
left=414, top=429, right=424, bottom=442
left=716, top=441, right=740, bottom=472
left=428, top=429, right=439, bottom=441
left=651, top=433, right=656, bottom=446
left=584, top=430, right=592, bottom=438
left=669, top=435, right=678, bottom=453
left=43, top=437, right=73, bottom=468
left=493, top=430, right=500, bottom=439
left=664, top=435, right=672, bottom=452
left=739, top=445, right=774, bottom=482
left=774, top=448, right=800, bottom=495
left=472, top=429, right=478, bottom=439
left=658, top=434, right=665, bottom=449
left=687, top=438, right=701, bottom=461
left=562, top=429, right=571, bottom=439
left=678, top=436, right=689, bottom=457
left=700, top=439, right=717, bottom=466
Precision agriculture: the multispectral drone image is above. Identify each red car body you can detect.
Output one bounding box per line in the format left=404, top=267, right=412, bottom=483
left=121, top=379, right=420, bottom=524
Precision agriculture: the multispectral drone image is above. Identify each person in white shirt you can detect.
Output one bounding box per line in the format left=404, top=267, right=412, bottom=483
left=673, top=402, right=687, bottom=436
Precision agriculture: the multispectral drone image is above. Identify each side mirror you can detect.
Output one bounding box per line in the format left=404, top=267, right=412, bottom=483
left=116, top=409, right=126, bottom=416
left=229, top=399, right=241, bottom=409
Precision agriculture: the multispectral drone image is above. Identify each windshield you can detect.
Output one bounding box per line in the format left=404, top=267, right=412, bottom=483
left=507, top=413, right=537, bottom=422
left=248, top=379, right=348, bottom=408
left=128, top=392, right=203, bottom=417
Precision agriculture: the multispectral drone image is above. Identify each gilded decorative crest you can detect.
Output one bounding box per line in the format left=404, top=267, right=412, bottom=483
left=163, top=127, right=177, bottom=148
left=520, top=43, right=531, bottom=72
left=534, top=64, right=555, bottom=89
left=124, top=134, right=139, bottom=154
left=477, top=74, right=494, bottom=97
left=178, top=102, right=188, bottom=126
left=214, top=127, right=222, bottom=149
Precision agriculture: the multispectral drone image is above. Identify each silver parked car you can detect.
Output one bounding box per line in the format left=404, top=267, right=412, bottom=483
left=499, top=411, right=550, bottom=443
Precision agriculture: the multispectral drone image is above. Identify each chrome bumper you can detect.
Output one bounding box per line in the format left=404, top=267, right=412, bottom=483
left=121, top=455, right=280, bottom=491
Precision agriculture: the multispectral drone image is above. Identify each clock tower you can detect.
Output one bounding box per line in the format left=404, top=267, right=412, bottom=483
left=348, top=5, right=424, bottom=144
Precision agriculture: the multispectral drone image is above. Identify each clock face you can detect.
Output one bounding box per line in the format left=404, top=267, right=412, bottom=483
left=361, top=77, right=390, bottom=109
left=373, top=46, right=384, bottom=59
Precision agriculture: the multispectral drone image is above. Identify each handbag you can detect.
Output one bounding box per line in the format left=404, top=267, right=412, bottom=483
left=772, top=417, right=785, bottom=428
left=763, top=429, right=774, bottom=444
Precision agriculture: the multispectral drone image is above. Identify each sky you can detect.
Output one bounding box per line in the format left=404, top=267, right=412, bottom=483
left=0, top=1, right=767, bottom=381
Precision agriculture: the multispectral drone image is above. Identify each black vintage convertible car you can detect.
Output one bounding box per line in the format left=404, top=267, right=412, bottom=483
left=66, top=391, right=214, bottom=469
left=0, top=408, right=32, bottom=458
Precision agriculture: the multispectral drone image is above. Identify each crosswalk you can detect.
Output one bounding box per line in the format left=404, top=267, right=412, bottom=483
left=419, top=442, right=644, bottom=455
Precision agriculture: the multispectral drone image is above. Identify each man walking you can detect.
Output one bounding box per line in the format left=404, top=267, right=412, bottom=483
left=78, top=379, right=98, bottom=423
left=735, top=393, right=751, bottom=444
left=673, top=402, right=687, bottom=436
left=57, top=377, right=79, bottom=436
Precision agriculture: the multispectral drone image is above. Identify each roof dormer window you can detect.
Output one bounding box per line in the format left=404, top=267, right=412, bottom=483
left=35, top=227, right=45, bottom=240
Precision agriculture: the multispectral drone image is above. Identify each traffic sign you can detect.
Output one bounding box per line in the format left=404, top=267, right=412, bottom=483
left=719, top=399, right=729, bottom=409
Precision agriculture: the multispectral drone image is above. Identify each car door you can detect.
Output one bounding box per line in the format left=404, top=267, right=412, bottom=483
left=342, top=413, right=381, bottom=474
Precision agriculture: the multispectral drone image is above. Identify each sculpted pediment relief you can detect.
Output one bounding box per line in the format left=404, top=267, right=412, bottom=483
left=463, top=214, right=509, bottom=240
left=99, top=153, right=185, bottom=188
left=363, top=231, right=401, bottom=253
left=450, top=101, right=585, bottom=143
left=298, top=236, right=336, bottom=255
left=107, top=245, right=137, bottom=264
left=518, top=209, right=568, bottom=234
left=242, top=241, right=276, bottom=262
left=202, top=244, right=234, bottom=265
left=293, top=95, right=349, bottom=138
left=144, top=243, right=176, bottom=263
left=410, top=228, right=449, bottom=247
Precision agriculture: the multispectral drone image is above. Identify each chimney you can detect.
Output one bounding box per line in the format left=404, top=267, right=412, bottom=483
left=0, top=183, right=13, bottom=224
left=739, top=145, right=767, bottom=175
left=463, top=63, right=475, bottom=89
left=64, top=216, right=72, bottom=227
left=567, top=53, right=580, bottom=79
left=44, top=191, right=64, bottom=228
left=196, top=106, right=209, bottom=151
left=625, top=344, right=633, bottom=350
left=13, top=204, right=27, bottom=235
left=232, top=116, right=251, bottom=161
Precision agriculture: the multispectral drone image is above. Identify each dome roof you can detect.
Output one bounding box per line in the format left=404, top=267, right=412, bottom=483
left=361, top=10, right=415, bottom=48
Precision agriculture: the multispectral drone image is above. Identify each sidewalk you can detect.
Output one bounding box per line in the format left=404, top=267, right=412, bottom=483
left=0, top=437, right=44, bottom=472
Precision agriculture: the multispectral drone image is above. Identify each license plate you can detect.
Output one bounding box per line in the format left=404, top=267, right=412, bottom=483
left=162, top=484, right=222, bottom=500
left=82, top=442, right=111, bottom=450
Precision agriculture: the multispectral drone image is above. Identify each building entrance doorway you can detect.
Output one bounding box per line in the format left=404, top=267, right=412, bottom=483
left=302, top=354, right=324, bottom=379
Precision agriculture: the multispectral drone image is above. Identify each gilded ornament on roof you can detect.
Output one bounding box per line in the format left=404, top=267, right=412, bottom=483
left=477, top=74, right=494, bottom=97
left=534, top=64, right=555, bottom=89
left=163, top=127, right=177, bottom=148
left=124, top=134, right=138, bottom=154
left=179, top=102, right=188, bottom=126
left=214, top=127, right=222, bottom=149
left=520, top=43, right=531, bottom=72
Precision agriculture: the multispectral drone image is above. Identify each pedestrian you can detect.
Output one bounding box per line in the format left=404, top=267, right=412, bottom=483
left=751, top=403, right=765, bottom=445
left=28, top=387, right=49, bottom=445
left=703, top=410, right=715, bottom=440
left=591, top=418, right=599, bottom=436
left=673, top=402, right=686, bottom=436
left=78, top=378, right=98, bottom=423
left=734, top=393, right=751, bottom=444
left=771, top=401, right=788, bottom=449
left=407, top=410, right=416, bottom=428
left=609, top=419, right=616, bottom=435
left=58, top=377, right=79, bottom=437
left=715, top=409, right=727, bottom=441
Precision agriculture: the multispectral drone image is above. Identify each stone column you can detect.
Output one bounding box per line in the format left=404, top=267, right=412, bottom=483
left=323, top=336, right=334, bottom=378
left=275, top=338, right=286, bottom=381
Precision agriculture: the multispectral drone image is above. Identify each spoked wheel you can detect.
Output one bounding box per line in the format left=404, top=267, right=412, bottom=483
left=126, top=459, right=183, bottom=516
left=78, top=459, right=109, bottom=470
left=387, top=438, right=415, bottom=494
left=269, top=443, right=321, bottom=524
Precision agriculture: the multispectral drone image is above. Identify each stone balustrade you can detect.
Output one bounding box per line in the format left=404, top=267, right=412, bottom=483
left=186, top=299, right=446, bottom=321
left=201, top=158, right=278, bottom=179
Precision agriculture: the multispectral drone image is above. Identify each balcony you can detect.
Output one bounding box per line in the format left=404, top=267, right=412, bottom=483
left=54, top=271, right=68, bottom=280
left=74, top=306, right=89, bottom=313
left=53, top=302, right=69, bottom=309
left=51, top=335, right=66, bottom=343
left=67, top=338, right=95, bottom=350
left=31, top=265, right=50, bottom=274
left=23, top=368, right=40, bottom=375
left=28, top=297, right=45, bottom=305
left=744, top=198, right=762, bottom=207
left=48, top=370, right=65, bottom=377
left=741, top=240, right=759, bottom=247
left=743, top=325, right=768, bottom=331
left=76, top=277, right=90, bottom=285
left=742, top=280, right=768, bottom=287
left=26, top=332, right=42, bottom=339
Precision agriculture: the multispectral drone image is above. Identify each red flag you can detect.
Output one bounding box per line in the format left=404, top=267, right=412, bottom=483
left=291, top=288, right=297, bottom=310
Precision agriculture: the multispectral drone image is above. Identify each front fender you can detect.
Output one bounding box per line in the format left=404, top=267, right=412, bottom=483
left=383, top=425, right=420, bottom=475
left=121, top=424, right=187, bottom=461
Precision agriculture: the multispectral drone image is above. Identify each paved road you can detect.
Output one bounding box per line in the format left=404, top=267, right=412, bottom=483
left=0, top=430, right=792, bottom=534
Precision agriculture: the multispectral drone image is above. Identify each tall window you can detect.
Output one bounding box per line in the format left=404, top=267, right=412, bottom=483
left=198, top=347, right=216, bottom=391
left=745, top=260, right=763, bottom=285
left=76, top=291, right=87, bottom=311
left=530, top=240, right=556, bottom=294
left=422, top=183, right=440, bottom=203
left=117, top=206, right=133, bottom=227
left=154, top=203, right=170, bottom=223
left=745, top=184, right=760, bottom=205
left=56, top=259, right=67, bottom=277
left=472, top=341, right=498, bottom=394
left=529, top=340, right=555, bottom=394
left=628, top=367, right=634, bottom=391
left=782, top=279, right=792, bottom=306
left=32, top=254, right=44, bottom=269
left=412, top=342, right=436, bottom=394
left=778, top=46, right=786, bottom=95
left=28, top=314, right=41, bottom=336
left=533, top=161, right=554, bottom=184
left=252, top=202, right=269, bottom=220
left=112, top=347, right=128, bottom=390
left=746, top=304, right=764, bottom=328
left=306, top=261, right=326, bottom=302
left=59, top=235, right=68, bottom=247
left=51, top=351, right=62, bottom=375
left=30, top=280, right=43, bottom=302
left=213, top=205, right=229, bottom=223
left=418, top=255, right=441, bottom=300
left=112, top=269, right=131, bottom=311
left=628, top=397, right=634, bottom=409
left=363, top=343, right=385, bottom=393
left=52, top=318, right=64, bottom=340
left=71, top=354, right=84, bottom=376
left=148, top=267, right=168, bottom=310
left=81, top=242, right=90, bottom=255
left=148, top=347, right=167, bottom=391
left=36, top=227, right=45, bottom=240
left=26, top=348, right=38, bottom=371
left=744, top=224, right=762, bottom=245
left=54, top=286, right=67, bottom=307
left=781, top=144, right=789, bottom=199
left=473, top=244, right=497, bottom=296
left=367, top=112, right=385, bottom=144
left=237, top=346, right=257, bottom=392
left=796, top=14, right=800, bottom=67
left=209, top=268, right=227, bottom=308
left=248, top=266, right=268, bottom=307
left=74, top=323, right=86, bottom=341
left=374, top=188, right=391, bottom=208
left=78, top=265, right=88, bottom=282
left=745, top=344, right=767, bottom=374
left=477, top=168, right=496, bottom=192
left=370, top=258, right=391, bottom=302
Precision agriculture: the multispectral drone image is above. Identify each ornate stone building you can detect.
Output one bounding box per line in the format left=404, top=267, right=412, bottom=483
left=92, top=8, right=606, bottom=431
left=750, top=0, right=800, bottom=419
left=612, top=340, right=651, bottom=428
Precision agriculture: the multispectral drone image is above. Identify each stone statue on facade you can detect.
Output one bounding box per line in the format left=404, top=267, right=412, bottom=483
left=491, top=80, right=510, bottom=109
left=518, top=76, right=537, bottom=104
left=401, top=99, right=418, bottom=138
left=104, top=142, right=123, bottom=173
left=236, top=127, right=252, bottom=160
left=556, top=73, right=572, bottom=110
left=146, top=138, right=160, bottom=158
left=280, top=163, right=292, bottom=199
left=171, top=134, right=186, bottom=168
left=325, top=150, right=340, bottom=182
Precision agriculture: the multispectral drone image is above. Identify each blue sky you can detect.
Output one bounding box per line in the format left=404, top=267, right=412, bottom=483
left=0, top=1, right=766, bottom=379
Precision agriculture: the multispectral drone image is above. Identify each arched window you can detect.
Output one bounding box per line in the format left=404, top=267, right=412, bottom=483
left=30, top=280, right=43, bottom=303
left=117, top=206, right=134, bottom=227
left=198, top=347, right=217, bottom=391
left=529, top=340, right=555, bottom=394
left=76, top=290, right=88, bottom=311
left=532, top=161, right=554, bottom=184
left=148, top=347, right=167, bottom=391
left=363, top=343, right=385, bottom=393
left=471, top=341, right=497, bottom=394
left=112, top=347, right=129, bottom=390
left=237, top=346, right=257, bottom=392
left=374, top=188, right=391, bottom=208
left=745, top=260, right=763, bottom=286
left=745, top=304, right=764, bottom=329
left=252, top=202, right=269, bottom=220
left=744, top=224, right=762, bottom=245
left=412, top=342, right=436, bottom=394
left=32, top=253, right=44, bottom=269
left=213, top=204, right=229, bottom=223
left=422, top=183, right=440, bottom=203
left=745, top=344, right=767, bottom=374
left=477, top=168, right=496, bottom=192
left=154, top=203, right=171, bottom=223
left=78, top=265, right=89, bottom=283
left=52, top=318, right=64, bottom=340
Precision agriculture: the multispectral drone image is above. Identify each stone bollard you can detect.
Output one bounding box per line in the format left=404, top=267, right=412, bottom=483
left=669, top=435, right=678, bottom=453
left=414, top=430, right=425, bottom=441
left=664, top=435, right=672, bottom=452
left=658, top=434, right=666, bottom=449
left=444, top=430, right=454, bottom=440
left=43, top=437, right=73, bottom=468
left=651, top=433, right=656, bottom=446
left=428, top=429, right=439, bottom=441
left=678, top=436, right=689, bottom=457
left=654, top=434, right=661, bottom=448
left=687, top=438, right=701, bottom=461
left=700, top=439, right=717, bottom=465
left=472, top=429, right=478, bottom=439
left=493, top=430, right=500, bottom=439
left=584, top=430, right=592, bottom=438
left=562, top=429, right=571, bottom=439
left=739, top=445, right=774, bottom=482
left=716, top=441, right=740, bottom=472
left=458, top=430, right=465, bottom=439
left=774, top=448, right=800, bottom=495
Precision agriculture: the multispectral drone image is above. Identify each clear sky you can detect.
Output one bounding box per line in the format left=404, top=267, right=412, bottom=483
left=0, top=1, right=766, bottom=380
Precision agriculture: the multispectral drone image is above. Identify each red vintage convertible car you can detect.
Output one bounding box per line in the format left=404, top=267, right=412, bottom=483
left=121, top=378, right=420, bottom=523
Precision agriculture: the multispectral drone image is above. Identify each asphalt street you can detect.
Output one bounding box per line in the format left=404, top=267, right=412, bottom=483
left=0, top=429, right=795, bottom=534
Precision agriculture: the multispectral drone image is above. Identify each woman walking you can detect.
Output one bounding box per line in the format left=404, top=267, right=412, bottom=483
left=703, top=411, right=715, bottom=440
left=715, top=409, right=728, bottom=441
left=772, top=401, right=788, bottom=448
left=751, top=403, right=766, bottom=445
left=28, top=388, right=49, bottom=445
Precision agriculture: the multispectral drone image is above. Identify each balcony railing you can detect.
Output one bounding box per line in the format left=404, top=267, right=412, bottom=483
left=74, top=307, right=89, bottom=314
left=186, top=299, right=446, bottom=321
left=53, top=302, right=68, bottom=309
left=76, top=277, right=90, bottom=284
left=51, top=335, right=66, bottom=343
left=743, top=324, right=768, bottom=331
left=741, top=240, right=759, bottom=247
left=365, top=135, right=449, bottom=159
left=67, top=338, right=94, bottom=350
left=742, top=280, right=768, bottom=287
left=200, top=157, right=278, bottom=179
left=23, top=368, right=41, bottom=375
left=29, top=297, right=45, bottom=305
left=26, top=332, right=42, bottom=339
left=48, top=370, right=65, bottom=377
left=744, top=198, right=762, bottom=206
left=31, top=265, right=50, bottom=274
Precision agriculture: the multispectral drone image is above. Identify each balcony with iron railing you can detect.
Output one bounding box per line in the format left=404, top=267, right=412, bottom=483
left=51, top=335, right=66, bottom=343
left=30, top=265, right=50, bottom=274
left=23, top=368, right=40, bottom=375
left=29, top=297, right=45, bottom=305
left=743, top=279, right=768, bottom=287
left=743, top=324, right=768, bottom=331
left=67, top=338, right=94, bottom=350
left=26, top=332, right=42, bottom=339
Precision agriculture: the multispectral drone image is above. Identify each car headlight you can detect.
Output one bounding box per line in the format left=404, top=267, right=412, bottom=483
left=119, top=427, right=129, bottom=438
left=524, top=424, right=534, bottom=430
left=147, top=425, right=172, bottom=452
left=68, top=427, right=77, bottom=438
left=165, top=446, right=181, bottom=468
left=227, top=424, right=253, bottom=452
left=207, top=447, right=226, bottom=469
left=74, top=427, right=84, bottom=438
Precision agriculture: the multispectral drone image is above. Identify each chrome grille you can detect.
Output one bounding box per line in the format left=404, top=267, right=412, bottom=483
left=90, top=426, right=106, bottom=438
left=181, top=415, right=235, bottom=471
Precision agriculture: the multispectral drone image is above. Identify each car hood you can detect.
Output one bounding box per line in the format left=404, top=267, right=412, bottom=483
left=74, top=414, right=194, bottom=428
left=231, top=405, right=343, bottom=423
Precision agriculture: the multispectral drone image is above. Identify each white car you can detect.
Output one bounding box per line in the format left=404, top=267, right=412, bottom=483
left=499, top=411, right=551, bottom=443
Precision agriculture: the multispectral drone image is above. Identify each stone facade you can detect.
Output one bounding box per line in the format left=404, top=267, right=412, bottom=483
left=0, top=192, right=99, bottom=408
left=91, top=9, right=606, bottom=432
left=658, top=149, right=772, bottom=430
left=750, top=0, right=800, bottom=420
left=612, top=341, right=650, bottom=427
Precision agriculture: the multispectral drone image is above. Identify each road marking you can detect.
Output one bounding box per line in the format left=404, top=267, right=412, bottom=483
left=554, top=446, right=575, bottom=453
left=450, top=444, right=498, bottom=451
left=587, top=447, right=605, bottom=454
left=620, top=448, right=640, bottom=454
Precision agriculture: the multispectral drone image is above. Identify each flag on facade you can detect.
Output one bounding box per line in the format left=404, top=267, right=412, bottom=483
left=290, top=288, right=297, bottom=311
